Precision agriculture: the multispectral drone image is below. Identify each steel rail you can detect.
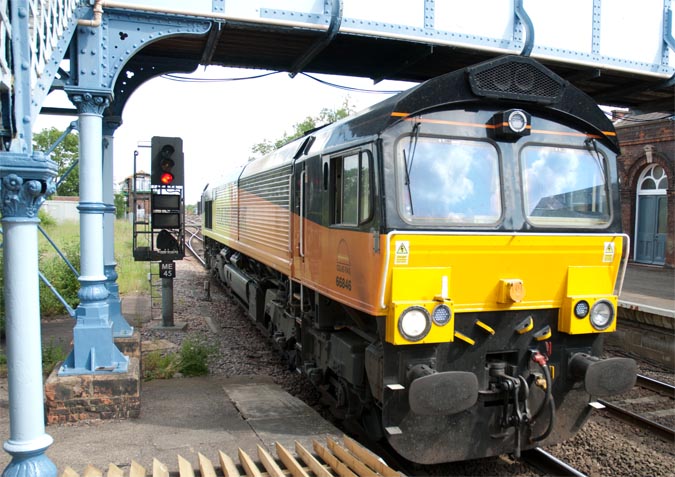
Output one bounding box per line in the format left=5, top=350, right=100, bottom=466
left=596, top=399, right=675, bottom=442
left=184, top=224, right=206, bottom=267
left=521, top=448, right=588, bottom=477
left=636, top=374, right=675, bottom=398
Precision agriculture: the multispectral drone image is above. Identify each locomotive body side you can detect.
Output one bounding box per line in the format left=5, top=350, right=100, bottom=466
left=202, top=56, right=637, bottom=464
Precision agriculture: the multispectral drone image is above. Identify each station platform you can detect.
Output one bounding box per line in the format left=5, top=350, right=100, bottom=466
left=0, top=375, right=349, bottom=474
left=611, top=263, right=674, bottom=369
left=618, top=263, right=675, bottom=319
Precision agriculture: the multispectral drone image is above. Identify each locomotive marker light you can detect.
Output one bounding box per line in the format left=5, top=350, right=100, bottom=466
left=431, top=304, right=452, bottom=326
left=574, top=300, right=590, bottom=318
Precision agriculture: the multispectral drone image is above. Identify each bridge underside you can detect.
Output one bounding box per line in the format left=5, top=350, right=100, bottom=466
left=138, top=24, right=673, bottom=113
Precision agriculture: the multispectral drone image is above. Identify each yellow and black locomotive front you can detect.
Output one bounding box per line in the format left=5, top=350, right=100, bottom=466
left=373, top=57, right=636, bottom=463
left=202, top=56, right=637, bottom=465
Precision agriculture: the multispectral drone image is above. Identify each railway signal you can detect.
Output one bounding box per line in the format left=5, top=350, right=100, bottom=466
left=151, top=136, right=184, bottom=187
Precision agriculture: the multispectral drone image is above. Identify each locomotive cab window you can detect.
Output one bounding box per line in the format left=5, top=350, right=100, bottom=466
left=396, top=136, right=501, bottom=225
left=331, top=151, right=373, bottom=226
left=522, top=145, right=611, bottom=227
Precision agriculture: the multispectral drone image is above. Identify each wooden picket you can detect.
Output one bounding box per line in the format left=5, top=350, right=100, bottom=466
left=59, top=436, right=404, bottom=477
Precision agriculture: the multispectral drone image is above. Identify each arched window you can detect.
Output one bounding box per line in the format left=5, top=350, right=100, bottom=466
left=635, top=164, right=668, bottom=264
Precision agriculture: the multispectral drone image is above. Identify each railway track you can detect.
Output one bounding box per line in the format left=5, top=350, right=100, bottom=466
left=184, top=222, right=205, bottom=267
left=596, top=374, right=675, bottom=442
left=521, top=448, right=588, bottom=477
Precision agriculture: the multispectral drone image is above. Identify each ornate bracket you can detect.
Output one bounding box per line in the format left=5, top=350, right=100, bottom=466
left=0, top=151, right=58, bottom=219
left=67, top=91, right=111, bottom=116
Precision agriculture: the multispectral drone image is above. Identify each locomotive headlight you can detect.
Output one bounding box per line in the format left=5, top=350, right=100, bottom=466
left=590, top=300, right=614, bottom=330
left=508, top=110, right=528, bottom=133
left=398, top=306, right=431, bottom=341
left=489, top=109, right=531, bottom=140
left=574, top=300, right=590, bottom=318
left=432, top=304, right=452, bottom=326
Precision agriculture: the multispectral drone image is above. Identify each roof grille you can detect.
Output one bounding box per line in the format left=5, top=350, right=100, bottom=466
left=467, top=56, right=565, bottom=104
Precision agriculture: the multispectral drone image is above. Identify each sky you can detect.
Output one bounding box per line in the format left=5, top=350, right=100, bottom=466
left=34, top=67, right=416, bottom=205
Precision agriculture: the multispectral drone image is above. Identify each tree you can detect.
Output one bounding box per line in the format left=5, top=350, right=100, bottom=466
left=33, top=127, right=80, bottom=196
left=251, top=98, right=356, bottom=157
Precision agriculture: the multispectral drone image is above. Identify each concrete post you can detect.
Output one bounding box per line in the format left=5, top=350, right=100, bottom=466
left=60, top=92, right=127, bottom=375
left=102, top=117, right=133, bottom=337
left=1, top=170, right=57, bottom=477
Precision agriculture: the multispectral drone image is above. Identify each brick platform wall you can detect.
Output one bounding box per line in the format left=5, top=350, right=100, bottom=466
left=45, top=357, right=140, bottom=424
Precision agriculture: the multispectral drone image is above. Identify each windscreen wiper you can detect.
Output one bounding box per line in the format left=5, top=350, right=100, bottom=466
left=402, top=121, right=421, bottom=215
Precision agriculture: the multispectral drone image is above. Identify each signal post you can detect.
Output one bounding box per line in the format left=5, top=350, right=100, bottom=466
left=133, top=136, right=186, bottom=329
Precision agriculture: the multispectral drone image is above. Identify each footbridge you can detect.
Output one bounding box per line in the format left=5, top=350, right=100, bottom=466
left=0, top=1, right=673, bottom=476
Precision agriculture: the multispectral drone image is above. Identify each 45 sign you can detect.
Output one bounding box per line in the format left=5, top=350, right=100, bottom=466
left=160, top=261, right=176, bottom=279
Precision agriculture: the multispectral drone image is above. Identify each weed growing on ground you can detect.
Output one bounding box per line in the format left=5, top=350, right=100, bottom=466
left=178, top=338, right=214, bottom=377
left=41, top=339, right=67, bottom=376
left=143, top=350, right=180, bottom=381
left=142, top=338, right=214, bottom=381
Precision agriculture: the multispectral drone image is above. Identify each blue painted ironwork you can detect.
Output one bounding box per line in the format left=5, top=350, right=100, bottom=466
left=38, top=271, right=76, bottom=318
left=288, top=0, right=343, bottom=77
left=102, top=115, right=132, bottom=337
left=38, top=225, right=79, bottom=278
left=0, top=155, right=58, bottom=477
left=59, top=89, right=128, bottom=375
left=514, top=0, right=534, bottom=56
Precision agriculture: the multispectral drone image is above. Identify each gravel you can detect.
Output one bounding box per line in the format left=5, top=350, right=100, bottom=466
left=144, top=256, right=675, bottom=477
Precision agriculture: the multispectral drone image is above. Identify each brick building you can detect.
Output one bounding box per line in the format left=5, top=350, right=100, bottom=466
left=118, top=171, right=151, bottom=221
left=615, top=113, right=674, bottom=268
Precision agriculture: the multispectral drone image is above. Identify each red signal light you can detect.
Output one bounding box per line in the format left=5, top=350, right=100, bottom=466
left=160, top=172, right=174, bottom=185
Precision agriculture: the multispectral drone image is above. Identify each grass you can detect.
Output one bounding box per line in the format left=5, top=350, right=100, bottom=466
left=31, top=216, right=149, bottom=317
left=143, top=338, right=214, bottom=381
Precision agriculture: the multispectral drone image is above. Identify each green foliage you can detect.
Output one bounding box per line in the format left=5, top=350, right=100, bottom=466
left=143, top=350, right=180, bottom=381
left=178, top=338, right=214, bottom=377
left=114, top=219, right=149, bottom=294
left=251, top=98, right=356, bottom=157
left=114, top=193, right=127, bottom=219
left=38, top=209, right=56, bottom=227
left=42, top=339, right=67, bottom=376
left=33, top=127, right=80, bottom=196
left=39, top=237, right=81, bottom=316
left=142, top=338, right=213, bottom=381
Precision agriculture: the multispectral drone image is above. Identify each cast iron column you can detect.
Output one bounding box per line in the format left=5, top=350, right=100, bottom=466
left=1, top=159, right=58, bottom=477
left=59, top=92, right=127, bottom=374
left=102, top=116, right=132, bottom=337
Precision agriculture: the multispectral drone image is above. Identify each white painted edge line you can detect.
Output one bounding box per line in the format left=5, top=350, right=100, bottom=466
left=617, top=300, right=675, bottom=319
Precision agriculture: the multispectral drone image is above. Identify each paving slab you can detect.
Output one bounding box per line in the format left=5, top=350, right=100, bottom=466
left=0, top=375, right=340, bottom=473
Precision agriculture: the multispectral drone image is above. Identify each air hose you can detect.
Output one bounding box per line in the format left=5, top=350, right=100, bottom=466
left=531, top=356, right=556, bottom=443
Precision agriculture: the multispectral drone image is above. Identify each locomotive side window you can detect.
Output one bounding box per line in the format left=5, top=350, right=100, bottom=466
left=332, top=150, right=373, bottom=226
left=396, top=137, right=501, bottom=225
left=522, top=146, right=610, bottom=226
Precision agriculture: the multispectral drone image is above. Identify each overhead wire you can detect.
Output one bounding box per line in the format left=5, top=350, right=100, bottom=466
left=160, top=70, right=407, bottom=94
left=161, top=71, right=281, bottom=82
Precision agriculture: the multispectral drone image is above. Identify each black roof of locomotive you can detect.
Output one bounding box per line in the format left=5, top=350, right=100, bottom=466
left=240, top=55, right=619, bottom=181
left=310, top=55, right=620, bottom=153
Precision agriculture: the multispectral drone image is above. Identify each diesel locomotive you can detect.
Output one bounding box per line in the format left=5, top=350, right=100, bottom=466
left=201, top=56, right=637, bottom=463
